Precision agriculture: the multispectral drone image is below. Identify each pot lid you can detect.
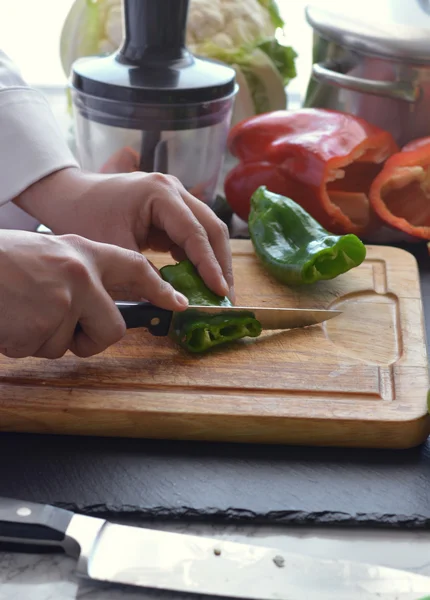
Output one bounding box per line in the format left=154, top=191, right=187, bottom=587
left=306, top=4, right=430, bottom=64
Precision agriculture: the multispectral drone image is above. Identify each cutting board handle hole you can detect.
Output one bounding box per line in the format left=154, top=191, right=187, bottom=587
left=324, top=290, right=402, bottom=366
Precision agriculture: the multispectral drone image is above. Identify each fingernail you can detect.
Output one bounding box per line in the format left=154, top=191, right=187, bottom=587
left=175, top=291, right=189, bottom=307
left=229, top=286, right=236, bottom=303
left=221, top=276, right=229, bottom=296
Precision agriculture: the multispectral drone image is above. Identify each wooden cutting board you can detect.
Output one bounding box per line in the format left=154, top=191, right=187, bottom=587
left=0, top=241, right=428, bottom=449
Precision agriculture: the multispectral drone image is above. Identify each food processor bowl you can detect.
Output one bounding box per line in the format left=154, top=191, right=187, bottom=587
left=70, top=0, right=237, bottom=206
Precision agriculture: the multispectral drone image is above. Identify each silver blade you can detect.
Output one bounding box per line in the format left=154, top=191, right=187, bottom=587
left=185, top=305, right=341, bottom=330
left=67, top=516, right=430, bottom=600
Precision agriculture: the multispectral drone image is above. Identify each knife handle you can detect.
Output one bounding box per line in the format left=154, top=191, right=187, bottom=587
left=75, top=301, right=173, bottom=336
left=0, top=497, right=73, bottom=551
left=114, top=301, right=173, bottom=335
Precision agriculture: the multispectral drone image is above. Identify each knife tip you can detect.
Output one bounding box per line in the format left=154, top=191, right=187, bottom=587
left=325, top=309, right=342, bottom=321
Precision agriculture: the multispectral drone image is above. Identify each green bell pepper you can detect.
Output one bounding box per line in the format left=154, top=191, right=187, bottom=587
left=160, top=260, right=262, bottom=353
left=248, top=186, right=366, bottom=285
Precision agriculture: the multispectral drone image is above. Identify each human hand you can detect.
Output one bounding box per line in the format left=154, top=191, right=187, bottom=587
left=0, top=231, right=189, bottom=359
left=15, top=162, right=235, bottom=302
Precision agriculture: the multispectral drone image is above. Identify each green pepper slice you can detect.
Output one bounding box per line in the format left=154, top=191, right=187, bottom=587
left=248, top=186, right=366, bottom=285
left=160, top=260, right=261, bottom=353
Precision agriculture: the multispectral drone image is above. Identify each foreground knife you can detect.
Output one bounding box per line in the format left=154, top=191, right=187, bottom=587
left=0, top=498, right=429, bottom=599
left=99, top=301, right=341, bottom=336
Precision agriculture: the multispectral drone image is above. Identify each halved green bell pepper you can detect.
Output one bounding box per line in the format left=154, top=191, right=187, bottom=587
left=248, top=186, right=366, bottom=286
left=160, top=260, right=262, bottom=353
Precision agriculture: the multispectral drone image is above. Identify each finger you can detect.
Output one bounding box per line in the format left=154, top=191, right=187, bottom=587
left=0, top=345, right=42, bottom=359
left=103, top=260, right=162, bottom=302
left=181, top=190, right=235, bottom=302
left=33, top=311, right=80, bottom=359
left=150, top=186, right=229, bottom=298
left=89, top=241, right=189, bottom=311
left=170, top=246, right=187, bottom=263
left=144, top=229, right=186, bottom=263
left=145, top=228, right=175, bottom=253
left=70, top=286, right=127, bottom=358
left=0, top=318, right=60, bottom=359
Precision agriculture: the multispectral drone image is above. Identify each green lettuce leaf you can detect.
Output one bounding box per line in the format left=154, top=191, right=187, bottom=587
left=257, top=0, right=285, bottom=29
left=240, top=67, right=271, bottom=114
left=195, top=43, right=288, bottom=114
left=257, top=38, right=297, bottom=85
left=60, top=0, right=105, bottom=76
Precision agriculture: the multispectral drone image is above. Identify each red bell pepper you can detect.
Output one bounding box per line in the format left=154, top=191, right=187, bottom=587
left=225, top=109, right=399, bottom=234
left=369, top=137, right=430, bottom=239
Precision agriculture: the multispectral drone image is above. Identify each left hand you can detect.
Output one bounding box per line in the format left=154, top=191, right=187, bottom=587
left=15, top=162, right=234, bottom=302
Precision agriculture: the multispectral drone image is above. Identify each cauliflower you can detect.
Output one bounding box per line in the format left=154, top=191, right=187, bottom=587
left=60, top=0, right=296, bottom=125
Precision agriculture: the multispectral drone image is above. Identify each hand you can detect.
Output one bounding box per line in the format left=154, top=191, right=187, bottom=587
left=15, top=163, right=235, bottom=301
left=0, top=231, right=189, bottom=359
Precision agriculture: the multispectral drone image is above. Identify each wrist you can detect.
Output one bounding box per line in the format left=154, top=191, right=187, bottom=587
left=14, top=166, right=140, bottom=247
left=13, top=167, right=90, bottom=233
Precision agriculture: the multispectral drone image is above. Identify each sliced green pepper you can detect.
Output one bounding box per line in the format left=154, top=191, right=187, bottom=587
left=160, top=260, right=262, bottom=353
left=248, top=186, right=366, bottom=286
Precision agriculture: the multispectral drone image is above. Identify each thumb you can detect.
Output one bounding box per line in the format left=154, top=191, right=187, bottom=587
left=87, top=241, right=189, bottom=311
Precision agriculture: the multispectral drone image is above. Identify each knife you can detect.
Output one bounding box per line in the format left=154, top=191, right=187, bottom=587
left=0, top=498, right=429, bottom=600
left=79, top=301, right=341, bottom=336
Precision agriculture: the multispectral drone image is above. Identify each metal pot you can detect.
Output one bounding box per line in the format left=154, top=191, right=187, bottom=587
left=304, top=5, right=430, bottom=148
left=303, top=4, right=430, bottom=243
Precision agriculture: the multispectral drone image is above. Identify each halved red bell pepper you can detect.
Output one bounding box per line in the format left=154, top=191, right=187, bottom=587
left=369, top=136, right=430, bottom=239
left=225, top=109, right=399, bottom=235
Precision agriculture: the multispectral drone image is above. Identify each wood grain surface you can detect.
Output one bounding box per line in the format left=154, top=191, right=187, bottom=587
left=0, top=241, right=428, bottom=448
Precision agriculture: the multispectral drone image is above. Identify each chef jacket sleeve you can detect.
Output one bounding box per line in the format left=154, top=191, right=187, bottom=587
left=0, top=49, right=78, bottom=207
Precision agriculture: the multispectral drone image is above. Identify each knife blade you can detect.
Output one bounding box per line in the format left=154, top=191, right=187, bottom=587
left=109, top=301, right=341, bottom=336
left=0, top=497, right=428, bottom=600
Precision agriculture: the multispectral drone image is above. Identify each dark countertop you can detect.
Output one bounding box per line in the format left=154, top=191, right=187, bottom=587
left=0, top=229, right=429, bottom=528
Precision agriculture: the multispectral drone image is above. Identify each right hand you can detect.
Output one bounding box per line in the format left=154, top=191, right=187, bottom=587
left=0, top=231, right=189, bottom=359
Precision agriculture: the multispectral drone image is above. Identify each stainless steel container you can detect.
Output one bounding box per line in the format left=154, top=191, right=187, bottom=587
left=304, top=5, right=430, bottom=147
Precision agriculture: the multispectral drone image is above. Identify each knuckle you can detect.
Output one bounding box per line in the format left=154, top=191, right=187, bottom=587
left=157, top=278, right=173, bottom=297
left=167, top=174, right=181, bottom=188
left=60, top=233, right=88, bottom=250
left=129, top=249, right=149, bottom=274
left=61, top=253, right=91, bottom=285
left=183, top=212, right=207, bottom=236
left=52, top=288, right=73, bottom=314
left=213, top=219, right=229, bottom=239
left=149, top=172, right=175, bottom=188
left=191, top=225, right=210, bottom=247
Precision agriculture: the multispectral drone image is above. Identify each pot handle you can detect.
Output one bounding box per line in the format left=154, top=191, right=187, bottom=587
left=312, top=62, right=419, bottom=103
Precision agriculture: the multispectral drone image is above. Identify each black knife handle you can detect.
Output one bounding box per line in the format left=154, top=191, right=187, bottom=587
left=0, top=497, right=73, bottom=551
left=115, top=301, right=173, bottom=334
left=75, top=301, right=173, bottom=336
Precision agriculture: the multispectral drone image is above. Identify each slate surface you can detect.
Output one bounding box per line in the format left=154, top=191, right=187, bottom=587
left=0, top=241, right=429, bottom=527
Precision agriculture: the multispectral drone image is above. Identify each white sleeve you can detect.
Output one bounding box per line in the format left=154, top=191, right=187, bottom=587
left=0, top=50, right=78, bottom=207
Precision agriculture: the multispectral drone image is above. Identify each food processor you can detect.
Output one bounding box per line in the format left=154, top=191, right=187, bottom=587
left=70, top=0, right=237, bottom=205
